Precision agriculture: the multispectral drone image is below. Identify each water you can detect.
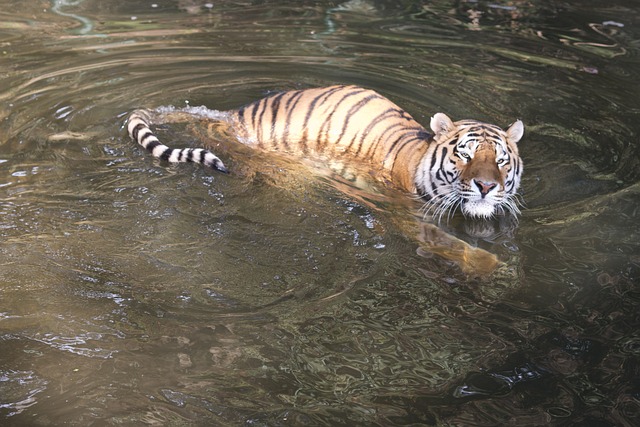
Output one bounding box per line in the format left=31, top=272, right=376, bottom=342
left=0, top=0, right=638, bottom=425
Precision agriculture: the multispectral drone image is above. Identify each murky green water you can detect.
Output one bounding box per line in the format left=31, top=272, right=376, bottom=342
left=1, top=1, right=638, bottom=425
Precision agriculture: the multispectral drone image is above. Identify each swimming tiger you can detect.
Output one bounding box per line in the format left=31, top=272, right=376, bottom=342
left=127, top=85, right=524, bottom=222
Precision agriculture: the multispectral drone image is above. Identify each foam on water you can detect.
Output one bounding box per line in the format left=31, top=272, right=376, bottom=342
left=154, top=105, right=232, bottom=122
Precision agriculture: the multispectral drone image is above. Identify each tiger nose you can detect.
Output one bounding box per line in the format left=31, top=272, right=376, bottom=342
left=474, top=179, right=497, bottom=197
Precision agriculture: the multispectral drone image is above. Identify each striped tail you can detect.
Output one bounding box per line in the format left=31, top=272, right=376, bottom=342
left=127, top=110, right=228, bottom=173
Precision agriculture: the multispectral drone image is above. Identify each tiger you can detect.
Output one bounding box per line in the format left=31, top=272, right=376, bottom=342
left=127, top=85, right=524, bottom=222
left=127, top=85, right=524, bottom=276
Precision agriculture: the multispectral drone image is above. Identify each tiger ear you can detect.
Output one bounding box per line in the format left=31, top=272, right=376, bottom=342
left=506, top=120, right=524, bottom=143
left=430, top=113, right=455, bottom=136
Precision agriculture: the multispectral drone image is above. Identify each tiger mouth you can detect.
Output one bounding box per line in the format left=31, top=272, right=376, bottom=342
left=462, top=198, right=499, bottom=219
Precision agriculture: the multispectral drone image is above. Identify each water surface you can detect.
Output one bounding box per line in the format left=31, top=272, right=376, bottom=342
left=0, top=1, right=639, bottom=425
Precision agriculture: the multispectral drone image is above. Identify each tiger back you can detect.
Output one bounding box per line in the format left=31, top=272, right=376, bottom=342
left=228, top=85, right=429, bottom=192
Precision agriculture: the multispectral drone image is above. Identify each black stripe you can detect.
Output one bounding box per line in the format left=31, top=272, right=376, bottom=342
left=159, top=148, right=172, bottom=161
left=429, top=148, right=449, bottom=195
left=301, top=86, right=345, bottom=144
left=281, top=90, right=305, bottom=148
left=349, top=101, right=395, bottom=156
left=336, top=93, right=381, bottom=147
left=284, top=90, right=303, bottom=110
left=428, top=148, right=437, bottom=172
left=386, top=133, right=422, bottom=169
left=417, top=130, right=432, bottom=141
left=268, top=92, right=287, bottom=143
left=353, top=108, right=398, bottom=156
left=437, top=147, right=448, bottom=175
left=237, top=105, right=246, bottom=130
left=132, top=123, right=146, bottom=141
left=382, top=134, right=408, bottom=167
left=140, top=131, right=156, bottom=147
left=256, top=97, right=271, bottom=145
left=145, top=140, right=162, bottom=153
left=432, top=169, right=444, bottom=193
left=366, top=122, right=405, bottom=159
left=249, top=99, right=262, bottom=137
left=302, top=87, right=342, bottom=127
left=316, top=88, right=366, bottom=151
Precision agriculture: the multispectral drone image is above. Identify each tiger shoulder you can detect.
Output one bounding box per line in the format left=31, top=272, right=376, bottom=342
left=127, top=85, right=524, bottom=220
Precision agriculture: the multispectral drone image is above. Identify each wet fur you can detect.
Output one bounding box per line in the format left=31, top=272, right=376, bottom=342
left=127, top=85, right=524, bottom=220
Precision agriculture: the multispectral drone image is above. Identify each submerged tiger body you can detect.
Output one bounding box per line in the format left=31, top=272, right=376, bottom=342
left=127, top=85, right=524, bottom=220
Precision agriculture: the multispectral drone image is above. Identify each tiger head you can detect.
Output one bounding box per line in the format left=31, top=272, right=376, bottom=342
left=416, top=113, right=524, bottom=220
